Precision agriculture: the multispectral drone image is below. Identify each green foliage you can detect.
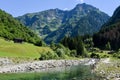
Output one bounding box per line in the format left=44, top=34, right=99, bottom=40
left=90, top=53, right=100, bottom=59
left=82, top=34, right=94, bottom=49
left=76, top=40, right=85, bottom=56
left=0, top=9, right=43, bottom=46
left=39, top=51, right=58, bottom=60
left=61, top=36, right=87, bottom=57
left=113, top=53, right=120, bottom=59
left=54, top=43, right=71, bottom=58
left=50, top=43, right=77, bottom=58
left=55, top=48, right=66, bottom=58
left=70, top=50, right=77, bottom=57
left=105, top=42, right=111, bottom=50
left=101, top=54, right=109, bottom=58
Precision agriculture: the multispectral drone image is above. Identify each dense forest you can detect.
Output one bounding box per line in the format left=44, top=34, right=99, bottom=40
left=93, top=6, right=120, bottom=50
left=61, top=36, right=87, bottom=57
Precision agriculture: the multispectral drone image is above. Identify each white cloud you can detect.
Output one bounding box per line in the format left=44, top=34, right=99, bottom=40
left=77, top=0, right=84, bottom=3
left=63, top=8, right=69, bottom=11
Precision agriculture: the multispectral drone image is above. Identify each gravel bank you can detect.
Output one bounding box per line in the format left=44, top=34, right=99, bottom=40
left=0, top=58, right=98, bottom=73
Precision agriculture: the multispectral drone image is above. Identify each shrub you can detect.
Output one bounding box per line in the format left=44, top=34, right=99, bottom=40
left=113, top=53, right=120, bottom=58
left=105, top=42, right=111, bottom=50
left=51, top=43, right=72, bottom=58
left=101, top=55, right=109, bottom=58
left=56, top=48, right=66, bottom=58
left=70, top=50, right=77, bottom=57
left=90, top=53, right=100, bottom=59
left=39, top=51, right=58, bottom=60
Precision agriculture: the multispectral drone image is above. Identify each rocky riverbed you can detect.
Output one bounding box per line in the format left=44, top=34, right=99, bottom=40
left=0, top=58, right=98, bottom=73
left=0, top=58, right=119, bottom=80
left=94, top=58, right=120, bottom=80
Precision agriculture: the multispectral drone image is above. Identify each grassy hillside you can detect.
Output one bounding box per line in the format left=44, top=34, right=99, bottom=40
left=0, top=9, right=42, bottom=45
left=0, top=38, right=52, bottom=59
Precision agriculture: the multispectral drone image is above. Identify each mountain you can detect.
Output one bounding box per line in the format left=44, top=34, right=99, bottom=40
left=16, top=3, right=109, bottom=43
left=17, top=8, right=66, bottom=38
left=0, top=9, right=42, bottom=45
left=45, top=4, right=110, bottom=43
left=93, top=6, right=120, bottom=50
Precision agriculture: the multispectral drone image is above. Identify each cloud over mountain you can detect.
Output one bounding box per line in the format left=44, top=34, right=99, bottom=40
left=77, top=0, right=84, bottom=3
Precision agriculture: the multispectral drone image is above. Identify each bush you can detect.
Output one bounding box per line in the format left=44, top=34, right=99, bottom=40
left=39, top=51, right=58, bottom=60
left=90, top=53, right=100, bottom=59
left=113, top=53, right=120, bottom=58
left=70, top=50, right=77, bottom=57
left=101, top=55, right=109, bottom=58
left=51, top=43, right=72, bottom=58
left=56, top=48, right=66, bottom=58
left=34, top=40, right=46, bottom=46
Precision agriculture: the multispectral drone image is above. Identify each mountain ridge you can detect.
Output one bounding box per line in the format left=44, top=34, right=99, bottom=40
left=16, top=3, right=110, bottom=43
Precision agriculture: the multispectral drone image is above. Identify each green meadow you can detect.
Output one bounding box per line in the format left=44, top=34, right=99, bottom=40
left=0, top=38, right=52, bottom=59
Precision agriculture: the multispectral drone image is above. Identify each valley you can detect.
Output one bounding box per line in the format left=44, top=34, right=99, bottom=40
left=0, top=1, right=120, bottom=80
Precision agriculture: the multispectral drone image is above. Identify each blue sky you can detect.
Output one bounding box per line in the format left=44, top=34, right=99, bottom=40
left=0, top=0, right=119, bottom=17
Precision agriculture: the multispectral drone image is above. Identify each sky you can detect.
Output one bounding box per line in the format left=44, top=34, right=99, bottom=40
left=0, top=0, right=119, bottom=17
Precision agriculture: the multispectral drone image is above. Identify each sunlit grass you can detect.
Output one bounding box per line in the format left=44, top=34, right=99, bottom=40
left=0, top=38, right=53, bottom=59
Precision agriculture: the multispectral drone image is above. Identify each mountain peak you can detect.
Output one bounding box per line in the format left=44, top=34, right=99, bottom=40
left=76, top=3, right=93, bottom=7
left=111, top=6, right=120, bottom=21
left=102, top=5, right=120, bottom=27
left=76, top=3, right=87, bottom=7
left=73, top=3, right=99, bottom=12
left=16, top=4, right=109, bottom=43
left=113, top=6, right=120, bottom=16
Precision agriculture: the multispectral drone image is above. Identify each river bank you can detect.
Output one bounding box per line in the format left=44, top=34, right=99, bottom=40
left=0, top=58, right=120, bottom=80
left=0, top=58, right=98, bottom=73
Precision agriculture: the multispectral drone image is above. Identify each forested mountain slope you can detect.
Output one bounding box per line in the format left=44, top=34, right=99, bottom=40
left=93, top=6, right=120, bottom=50
left=0, top=9, right=42, bottom=45
left=16, top=3, right=109, bottom=43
